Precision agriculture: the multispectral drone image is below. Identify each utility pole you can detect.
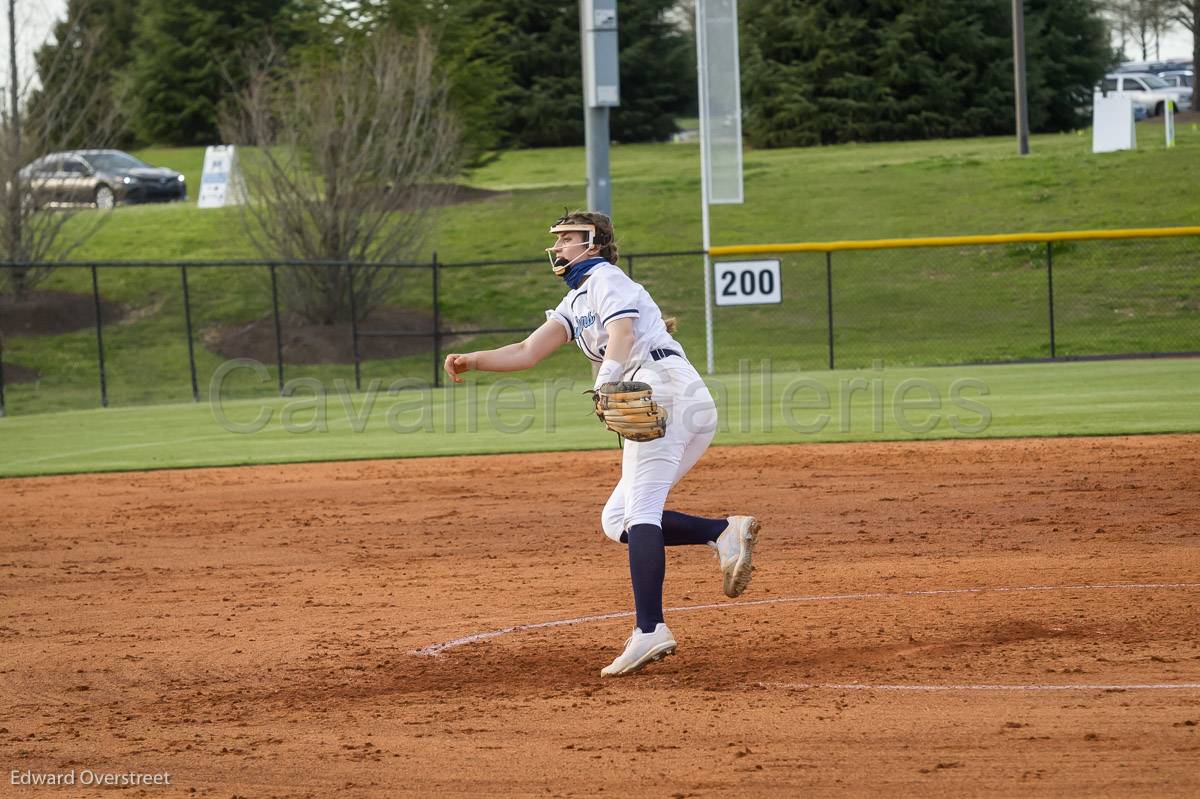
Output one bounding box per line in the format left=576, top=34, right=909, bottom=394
left=6, top=0, right=18, bottom=159
left=580, top=0, right=619, bottom=215
left=5, top=0, right=16, bottom=125
left=1011, top=0, right=1030, bottom=155
left=6, top=0, right=23, bottom=266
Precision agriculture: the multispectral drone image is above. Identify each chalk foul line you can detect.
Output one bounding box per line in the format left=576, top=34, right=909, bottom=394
left=411, top=580, right=1200, bottom=658
left=759, top=682, right=1200, bottom=692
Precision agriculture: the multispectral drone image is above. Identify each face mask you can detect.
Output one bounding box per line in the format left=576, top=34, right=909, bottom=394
left=549, top=244, right=592, bottom=273
left=546, top=222, right=598, bottom=276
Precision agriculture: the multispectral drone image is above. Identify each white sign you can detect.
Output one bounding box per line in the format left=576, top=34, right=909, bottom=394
left=714, top=260, right=781, bottom=306
left=1092, top=92, right=1136, bottom=153
left=198, top=145, right=246, bottom=208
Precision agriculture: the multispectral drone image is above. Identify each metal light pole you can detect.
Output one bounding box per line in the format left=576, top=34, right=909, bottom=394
left=581, top=1, right=619, bottom=215
left=1011, top=0, right=1030, bottom=155
left=583, top=105, right=612, bottom=215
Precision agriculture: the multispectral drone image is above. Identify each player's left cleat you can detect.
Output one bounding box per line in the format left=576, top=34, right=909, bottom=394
left=600, top=623, right=677, bottom=677
left=712, top=515, right=760, bottom=598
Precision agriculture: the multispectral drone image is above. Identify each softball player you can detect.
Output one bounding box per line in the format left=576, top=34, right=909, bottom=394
left=444, top=211, right=759, bottom=676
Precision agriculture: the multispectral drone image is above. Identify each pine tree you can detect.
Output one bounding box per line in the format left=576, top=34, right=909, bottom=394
left=352, top=0, right=517, bottom=161
left=742, top=0, right=1111, bottom=147
left=742, top=0, right=883, bottom=147
left=1024, top=0, right=1112, bottom=131
left=870, top=0, right=1015, bottom=140
left=27, top=0, right=141, bottom=148
left=476, top=0, right=694, bottom=147
left=125, top=0, right=311, bottom=146
left=611, top=0, right=695, bottom=143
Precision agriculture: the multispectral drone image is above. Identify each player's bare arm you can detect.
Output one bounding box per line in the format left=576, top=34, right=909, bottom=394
left=443, top=319, right=568, bottom=383
left=593, top=317, right=635, bottom=387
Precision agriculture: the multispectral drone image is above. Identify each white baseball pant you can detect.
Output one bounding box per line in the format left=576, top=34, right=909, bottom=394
left=601, top=356, right=718, bottom=541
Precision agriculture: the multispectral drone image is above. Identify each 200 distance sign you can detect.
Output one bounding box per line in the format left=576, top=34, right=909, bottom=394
left=713, top=260, right=782, bottom=306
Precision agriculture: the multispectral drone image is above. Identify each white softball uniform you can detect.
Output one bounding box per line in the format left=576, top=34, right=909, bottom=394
left=545, top=262, right=719, bottom=541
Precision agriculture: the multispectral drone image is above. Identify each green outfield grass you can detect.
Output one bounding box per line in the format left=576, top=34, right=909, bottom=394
left=1, top=358, right=1196, bottom=478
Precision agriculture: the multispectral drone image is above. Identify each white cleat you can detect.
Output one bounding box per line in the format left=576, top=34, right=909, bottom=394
left=599, top=623, right=677, bottom=677
left=712, top=515, right=760, bottom=598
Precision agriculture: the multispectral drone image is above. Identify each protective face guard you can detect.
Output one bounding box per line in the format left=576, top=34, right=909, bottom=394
left=547, top=222, right=597, bottom=276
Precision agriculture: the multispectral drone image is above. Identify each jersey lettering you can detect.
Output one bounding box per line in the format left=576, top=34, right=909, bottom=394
left=546, top=263, right=685, bottom=366
left=575, top=311, right=598, bottom=335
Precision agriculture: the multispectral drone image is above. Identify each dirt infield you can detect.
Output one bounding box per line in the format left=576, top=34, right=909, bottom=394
left=2, top=435, right=1199, bottom=797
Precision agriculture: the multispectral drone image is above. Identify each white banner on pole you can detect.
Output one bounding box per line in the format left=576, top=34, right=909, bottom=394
left=697, top=0, right=743, bottom=205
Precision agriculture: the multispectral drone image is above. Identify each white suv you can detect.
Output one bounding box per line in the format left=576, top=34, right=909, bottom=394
left=1101, top=73, right=1192, bottom=116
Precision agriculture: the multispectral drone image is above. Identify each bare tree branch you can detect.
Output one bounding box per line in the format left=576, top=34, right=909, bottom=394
left=1, top=0, right=123, bottom=298
left=1174, top=1, right=1199, bottom=32
left=220, top=28, right=461, bottom=324
left=1103, top=0, right=1181, bottom=61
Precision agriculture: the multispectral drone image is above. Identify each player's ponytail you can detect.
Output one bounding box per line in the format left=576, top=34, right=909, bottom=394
left=664, top=317, right=678, bottom=335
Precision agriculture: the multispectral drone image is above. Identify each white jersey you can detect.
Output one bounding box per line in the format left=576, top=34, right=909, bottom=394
left=545, top=262, right=685, bottom=370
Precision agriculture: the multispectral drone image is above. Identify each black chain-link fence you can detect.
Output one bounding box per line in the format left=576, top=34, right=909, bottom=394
left=703, top=234, right=1199, bottom=373
left=1, top=232, right=1196, bottom=415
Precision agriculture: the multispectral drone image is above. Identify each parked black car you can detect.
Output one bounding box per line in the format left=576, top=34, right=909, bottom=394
left=19, top=149, right=186, bottom=209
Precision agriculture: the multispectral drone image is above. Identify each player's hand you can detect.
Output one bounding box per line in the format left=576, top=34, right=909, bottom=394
left=443, top=353, right=474, bottom=383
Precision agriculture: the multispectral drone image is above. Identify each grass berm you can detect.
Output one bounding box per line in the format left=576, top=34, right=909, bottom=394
left=1, top=121, right=1197, bottom=417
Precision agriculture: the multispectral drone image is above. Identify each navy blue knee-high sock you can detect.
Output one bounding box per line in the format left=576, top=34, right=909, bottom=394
left=619, top=512, right=728, bottom=547
left=626, top=523, right=665, bottom=632
left=662, top=511, right=728, bottom=545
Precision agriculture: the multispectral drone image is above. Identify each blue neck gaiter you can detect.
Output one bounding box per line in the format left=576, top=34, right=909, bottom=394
left=562, top=256, right=607, bottom=290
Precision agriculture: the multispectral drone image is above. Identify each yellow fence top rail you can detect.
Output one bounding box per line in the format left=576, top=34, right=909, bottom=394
left=708, top=226, right=1200, bottom=256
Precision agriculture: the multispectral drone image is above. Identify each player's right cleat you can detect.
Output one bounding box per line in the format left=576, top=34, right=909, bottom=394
left=600, top=623, right=677, bottom=677
left=712, top=515, right=760, bottom=598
